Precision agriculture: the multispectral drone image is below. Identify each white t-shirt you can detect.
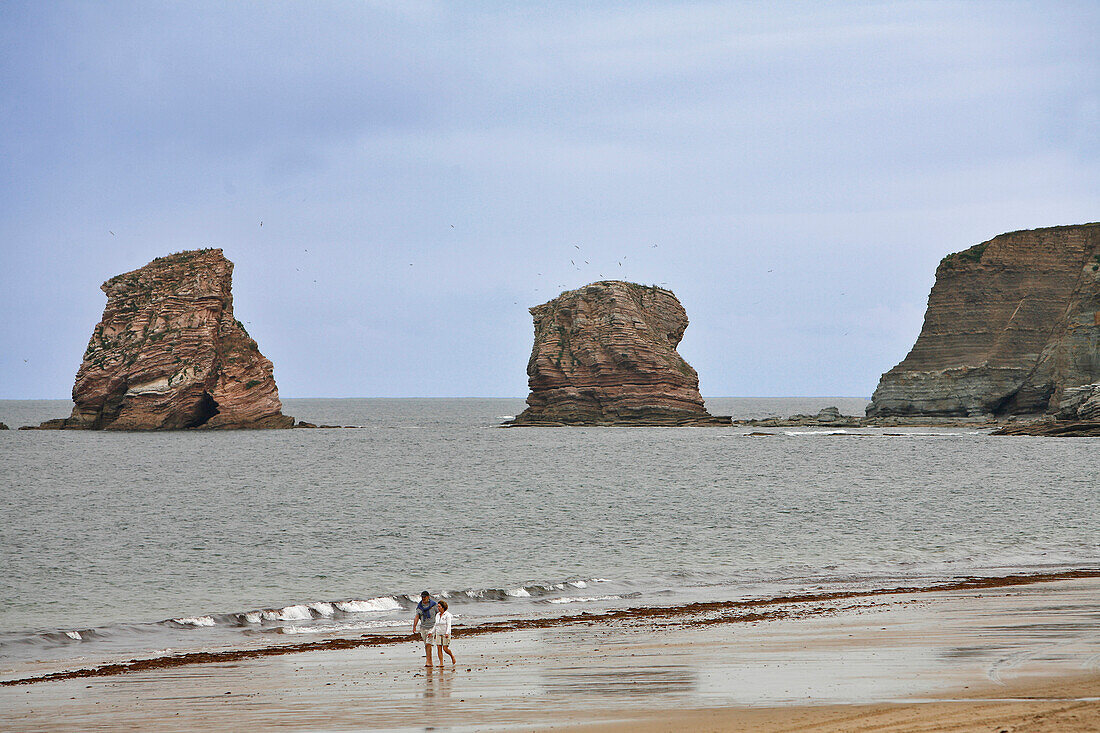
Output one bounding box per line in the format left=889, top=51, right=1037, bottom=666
left=434, top=610, right=453, bottom=636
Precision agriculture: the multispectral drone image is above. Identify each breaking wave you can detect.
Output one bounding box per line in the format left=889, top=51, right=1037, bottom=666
left=166, top=594, right=410, bottom=629
left=546, top=595, right=623, bottom=604
left=164, top=578, right=608, bottom=633
left=172, top=616, right=217, bottom=627
left=334, top=598, right=402, bottom=613
left=2, top=578, right=611, bottom=650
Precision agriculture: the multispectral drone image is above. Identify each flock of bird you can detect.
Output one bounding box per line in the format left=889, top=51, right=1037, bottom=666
left=101, top=221, right=671, bottom=306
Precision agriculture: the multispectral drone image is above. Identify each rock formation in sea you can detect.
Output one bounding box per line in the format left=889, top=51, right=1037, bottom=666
left=868, top=223, right=1100, bottom=418
left=507, top=281, right=729, bottom=426
left=33, top=249, right=294, bottom=430
left=0, top=422, right=8, bottom=430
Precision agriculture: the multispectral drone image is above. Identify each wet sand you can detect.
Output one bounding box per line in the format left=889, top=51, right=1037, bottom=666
left=564, top=673, right=1100, bottom=733
left=6, top=570, right=1095, bottom=687
left=2, top=577, right=1098, bottom=732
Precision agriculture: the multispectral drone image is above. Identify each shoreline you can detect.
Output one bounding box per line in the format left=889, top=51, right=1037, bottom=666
left=5, top=568, right=1097, bottom=687
left=2, top=575, right=1098, bottom=731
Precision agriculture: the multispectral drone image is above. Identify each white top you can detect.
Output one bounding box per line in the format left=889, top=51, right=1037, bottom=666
left=434, top=610, right=453, bottom=636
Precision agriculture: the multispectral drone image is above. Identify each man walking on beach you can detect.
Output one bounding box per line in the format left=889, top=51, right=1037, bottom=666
left=412, top=591, right=439, bottom=667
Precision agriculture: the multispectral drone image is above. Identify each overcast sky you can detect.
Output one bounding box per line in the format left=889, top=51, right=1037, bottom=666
left=2, top=1, right=1097, bottom=399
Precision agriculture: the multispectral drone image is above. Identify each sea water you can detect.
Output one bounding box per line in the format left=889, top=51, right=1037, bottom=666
left=1, top=397, right=1097, bottom=676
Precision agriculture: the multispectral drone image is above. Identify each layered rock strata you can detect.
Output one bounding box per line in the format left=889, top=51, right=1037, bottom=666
left=507, top=281, right=729, bottom=426
left=34, top=249, right=293, bottom=430
left=869, top=223, right=1100, bottom=418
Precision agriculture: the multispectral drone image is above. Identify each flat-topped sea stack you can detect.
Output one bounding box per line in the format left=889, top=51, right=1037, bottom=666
left=869, top=223, right=1100, bottom=419
left=33, top=249, right=293, bottom=430
left=507, top=281, right=729, bottom=426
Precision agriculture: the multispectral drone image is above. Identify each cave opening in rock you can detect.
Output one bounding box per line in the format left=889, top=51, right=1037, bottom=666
left=184, top=392, right=220, bottom=428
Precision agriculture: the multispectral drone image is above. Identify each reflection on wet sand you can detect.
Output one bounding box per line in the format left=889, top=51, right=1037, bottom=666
left=542, top=664, right=696, bottom=696
left=422, top=665, right=453, bottom=699
left=1, top=579, right=1098, bottom=732
left=5, top=569, right=1098, bottom=687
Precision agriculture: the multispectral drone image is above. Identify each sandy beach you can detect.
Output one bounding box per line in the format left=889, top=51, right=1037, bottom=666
left=3, top=576, right=1098, bottom=732
left=565, top=673, right=1100, bottom=733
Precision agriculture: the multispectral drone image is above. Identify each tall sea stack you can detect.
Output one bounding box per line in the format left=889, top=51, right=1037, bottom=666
left=868, top=223, right=1100, bottom=418
left=507, top=281, right=729, bottom=426
left=34, top=249, right=294, bottom=430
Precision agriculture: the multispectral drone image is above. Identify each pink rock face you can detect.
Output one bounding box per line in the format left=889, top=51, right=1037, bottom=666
left=37, top=249, right=293, bottom=430
left=509, top=281, right=728, bottom=426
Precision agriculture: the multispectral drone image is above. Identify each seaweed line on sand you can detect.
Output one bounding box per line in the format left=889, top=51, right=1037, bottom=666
left=3, top=569, right=1097, bottom=687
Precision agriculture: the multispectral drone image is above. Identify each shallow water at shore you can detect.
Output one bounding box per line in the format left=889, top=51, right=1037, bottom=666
left=3, top=579, right=1099, bottom=731
left=1, top=397, right=1097, bottom=675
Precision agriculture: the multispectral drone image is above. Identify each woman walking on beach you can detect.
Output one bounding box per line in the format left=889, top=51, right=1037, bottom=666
left=432, top=600, right=456, bottom=666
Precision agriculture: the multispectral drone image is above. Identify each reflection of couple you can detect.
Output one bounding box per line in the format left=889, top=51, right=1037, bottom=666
left=411, top=591, right=455, bottom=667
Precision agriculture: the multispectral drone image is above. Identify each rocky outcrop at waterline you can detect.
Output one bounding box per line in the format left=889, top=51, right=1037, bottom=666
left=868, top=223, right=1100, bottom=419
left=30, top=249, right=293, bottom=430
left=0, top=422, right=8, bottom=430
left=993, top=420, right=1100, bottom=437
left=506, top=281, right=729, bottom=426
left=733, top=406, right=862, bottom=428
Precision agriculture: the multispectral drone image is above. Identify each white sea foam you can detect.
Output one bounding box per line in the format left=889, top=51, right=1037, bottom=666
left=568, top=580, right=588, bottom=588
left=506, top=587, right=531, bottom=597
left=547, top=595, right=622, bottom=604
left=335, top=597, right=401, bottom=613
left=242, top=611, right=263, bottom=624
left=173, top=616, right=216, bottom=627
left=308, top=602, right=335, bottom=617
left=275, top=619, right=408, bottom=635
left=65, top=631, right=82, bottom=640
left=262, top=605, right=312, bottom=621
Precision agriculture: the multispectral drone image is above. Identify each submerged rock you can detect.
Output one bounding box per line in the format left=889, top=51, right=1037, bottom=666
left=30, top=249, right=293, bottom=430
left=507, top=281, right=729, bottom=426
left=869, top=223, right=1100, bottom=418
left=0, top=422, right=8, bottom=430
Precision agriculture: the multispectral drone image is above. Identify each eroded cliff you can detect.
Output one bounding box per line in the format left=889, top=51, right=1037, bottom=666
left=869, top=223, right=1100, bottom=418
left=34, top=249, right=293, bottom=430
left=507, top=281, right=728, bottom=426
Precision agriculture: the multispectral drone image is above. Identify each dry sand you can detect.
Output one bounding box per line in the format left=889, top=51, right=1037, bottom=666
left=2, top=578, right=1097, bottom=732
